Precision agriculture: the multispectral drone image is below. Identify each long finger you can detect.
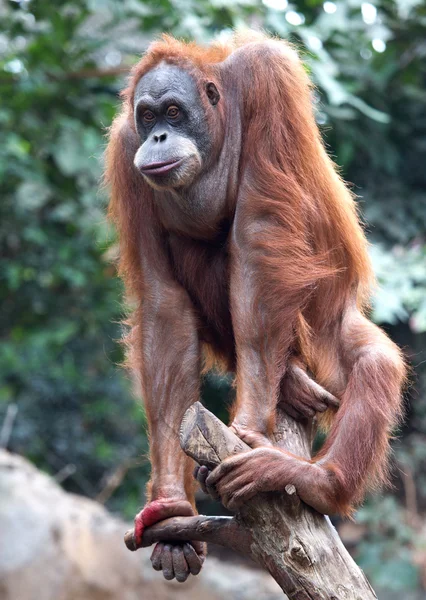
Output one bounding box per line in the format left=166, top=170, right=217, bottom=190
left=310, top=400, right=328, bottom=413
left=292, top=365, right=340, bottom=408
left=320, top=389, right=340, bottom=408
left=227, top=483, right=258, bottom=510
left=216, top=470, right=251, bottom=495
left=292, top=401, right=315, bottom=418
left=309, top=380, right=340, bottom=408
left=206, top=459, right=242, bottom=487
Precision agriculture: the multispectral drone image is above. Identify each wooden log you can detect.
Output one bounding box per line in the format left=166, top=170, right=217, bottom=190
left=125, top=515, right=252, bottom=555
left=125, top=402, right=377, bottom=599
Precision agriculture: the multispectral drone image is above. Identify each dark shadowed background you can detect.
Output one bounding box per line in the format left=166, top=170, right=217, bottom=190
left=1, top=0, right=425, bottom=598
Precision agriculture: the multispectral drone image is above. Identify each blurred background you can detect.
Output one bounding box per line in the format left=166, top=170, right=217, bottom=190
left=0, top=0, right=425, bottom=598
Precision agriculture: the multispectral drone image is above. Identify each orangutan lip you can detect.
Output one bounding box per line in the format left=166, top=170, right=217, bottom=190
left=140, top=158, right=184, bottom=175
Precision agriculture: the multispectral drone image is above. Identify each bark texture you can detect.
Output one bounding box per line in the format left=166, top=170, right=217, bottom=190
left=125, top=402, right=377, bottom=600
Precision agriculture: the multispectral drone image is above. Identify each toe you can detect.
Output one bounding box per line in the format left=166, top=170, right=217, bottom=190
left=172, top=546, right=190, bottom=583
left=183, top=543, right=204, bottom=575
left=161, top=544, right=174, bottom=580
left=150, top=542, right=164, bottom=571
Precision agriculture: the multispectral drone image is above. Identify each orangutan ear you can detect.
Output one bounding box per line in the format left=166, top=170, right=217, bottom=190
left=205, top=82, right=220, bottom=106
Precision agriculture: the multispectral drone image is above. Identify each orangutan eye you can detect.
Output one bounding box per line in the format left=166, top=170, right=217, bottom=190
left=143, top=110, right=155, bottom=123
left=167, top=105, right=180, bottom=119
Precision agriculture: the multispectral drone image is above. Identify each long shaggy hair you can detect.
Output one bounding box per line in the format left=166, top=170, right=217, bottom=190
left=105, top=31, right=405, bottom=514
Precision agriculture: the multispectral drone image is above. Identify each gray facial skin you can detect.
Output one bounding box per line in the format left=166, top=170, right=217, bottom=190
left=132, top=62, right=241, bottom=239
left=133, top=64, right=214, bottom=190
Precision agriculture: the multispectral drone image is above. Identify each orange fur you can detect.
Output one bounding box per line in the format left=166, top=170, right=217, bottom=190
left=105, top=32, right=405, bottom=517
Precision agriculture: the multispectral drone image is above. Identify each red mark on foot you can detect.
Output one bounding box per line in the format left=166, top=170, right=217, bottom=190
left=134, top=499, right=194, bottom=546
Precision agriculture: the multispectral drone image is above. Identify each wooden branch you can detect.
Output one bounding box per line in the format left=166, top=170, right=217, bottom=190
left=125, top=402, right=377, bottom=599
left=124, top=515, right=252, bottom=555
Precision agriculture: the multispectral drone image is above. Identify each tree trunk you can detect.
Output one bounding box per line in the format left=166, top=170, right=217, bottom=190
left=125, top=402, right=377, bottom=600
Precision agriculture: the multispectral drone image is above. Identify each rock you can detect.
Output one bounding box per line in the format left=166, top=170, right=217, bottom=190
left=0, top=450, right=284, bottom=600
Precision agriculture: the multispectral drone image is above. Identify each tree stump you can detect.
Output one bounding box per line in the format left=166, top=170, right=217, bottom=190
left=125, top=402, right=377, bottom=599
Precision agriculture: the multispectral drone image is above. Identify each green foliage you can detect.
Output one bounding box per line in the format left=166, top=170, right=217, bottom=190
left=0, top=0, right=151, bottom=510
left=357, top=497, right=421, bottom=594
left=370, top=244, right=426, bottom=330
left=1, top=0, right=425, bottom=593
